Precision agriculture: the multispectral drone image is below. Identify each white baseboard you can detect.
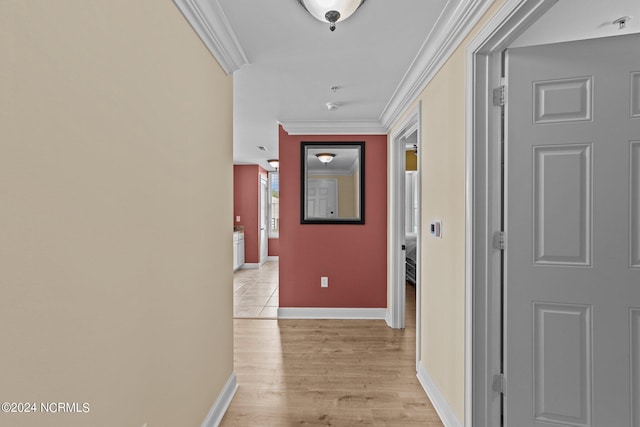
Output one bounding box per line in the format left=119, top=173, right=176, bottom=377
left=201, top=372, right=238, bottom=427
left=240, top=263, right=259, bottom=270
left=416, top=362, right=462, bottom=427
left=266, top=256, right=279, bottom=262
left=385, top=309, right=393, bottom=328
left=277, top=307, right=387, bottom=320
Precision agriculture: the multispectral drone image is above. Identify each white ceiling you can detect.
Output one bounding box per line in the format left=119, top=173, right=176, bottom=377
left=174, top=0, right=640, bottom=169
left=220, top=0, right=450, bottom=167
left=512, top=0, right=640, bottom=48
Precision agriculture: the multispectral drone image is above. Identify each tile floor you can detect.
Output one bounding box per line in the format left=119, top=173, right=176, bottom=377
left=233, top=261, right=279, bottom=318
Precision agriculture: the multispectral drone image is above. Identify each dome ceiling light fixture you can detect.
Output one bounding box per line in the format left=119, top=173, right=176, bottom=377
left=326, top=102, right=339, bottom=111
left=316, top=153, right=336, bottom=164
left=267, top=159, right=279, bottom=170
left=297, top=0, right=367, bottom=32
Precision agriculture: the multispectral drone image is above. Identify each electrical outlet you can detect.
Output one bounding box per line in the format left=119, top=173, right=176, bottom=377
left=321, top=277, right=328, bottom=288
left=235, top=216, right=241, bottom=222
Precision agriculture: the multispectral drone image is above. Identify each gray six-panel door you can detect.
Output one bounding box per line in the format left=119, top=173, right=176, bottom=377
left=505, top=34, right=640, bottom=426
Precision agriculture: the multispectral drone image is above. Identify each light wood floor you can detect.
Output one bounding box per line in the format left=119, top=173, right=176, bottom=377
left=221, top=282, right=444, bottom=426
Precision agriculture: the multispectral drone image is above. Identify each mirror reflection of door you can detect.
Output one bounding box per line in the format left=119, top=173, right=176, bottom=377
left=307, top=179, right=337, bottom=218
left=301, top=142, right=364, bottom=224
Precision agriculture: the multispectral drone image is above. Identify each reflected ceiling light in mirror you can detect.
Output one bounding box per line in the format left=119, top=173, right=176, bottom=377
left=316, top=153, right=336, bottom=164
left=297, top=0, right=367, bottom=31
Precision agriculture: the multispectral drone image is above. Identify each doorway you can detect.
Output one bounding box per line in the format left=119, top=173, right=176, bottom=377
left=389, top=103, right=422, bottom=365
left=468, top=1, right=640, bottom=425
left=260, top=176, right=268, bottom=265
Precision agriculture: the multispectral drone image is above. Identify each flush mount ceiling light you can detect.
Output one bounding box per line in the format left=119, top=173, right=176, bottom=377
left=326, top=102, right=339, bottom=111
left=267, top=159, right=279, bottom=170
left=316, top=153, right=336, bottom=164
left=297, top=0, right=367, bottom=31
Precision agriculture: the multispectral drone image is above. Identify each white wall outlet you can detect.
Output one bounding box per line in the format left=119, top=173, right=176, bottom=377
left=321, top=277, right=328, bottom=288
left=235, top=216, right=241, bottom=222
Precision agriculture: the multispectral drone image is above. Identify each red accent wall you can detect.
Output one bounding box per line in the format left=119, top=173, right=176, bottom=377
left=233, top=165, right=268, bottom=264
left=278, top=126, right=387, bottom=308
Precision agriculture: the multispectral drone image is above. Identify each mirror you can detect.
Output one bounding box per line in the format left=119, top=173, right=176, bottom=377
left=301, top=142, right=365, bottom=224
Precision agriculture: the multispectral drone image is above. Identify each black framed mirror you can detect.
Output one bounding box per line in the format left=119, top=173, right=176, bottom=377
left=301, top=142, right=365, bottom=224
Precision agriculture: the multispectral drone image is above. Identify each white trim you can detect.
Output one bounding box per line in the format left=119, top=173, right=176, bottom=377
left=388, top=103, right=421, bottom=335
left=379, top=0, right=494, bottom=130
left=200, top=373, right=238, bottom=427
left=277, top=307, right=387, bottom=320
left=172, top=0, right=249, bottom=74
left=464, top=1, right=558, bottom=426
left=279, top=120, right=386, bottom=135
left=259, top=176, right=269, bottom=266
left=417, top=363, right=462, bottom=427
left=240, top=263, right=259, bottom=270
left=266, top=256, right=279, bottom=262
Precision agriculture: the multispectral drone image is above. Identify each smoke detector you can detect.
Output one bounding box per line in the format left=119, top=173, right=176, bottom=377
left=326, top=102, right=339, bottom=111
left=613, top=16, right=632, bottom=29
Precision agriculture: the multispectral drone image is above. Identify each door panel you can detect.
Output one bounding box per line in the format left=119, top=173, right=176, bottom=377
left=533, top=77, right=592, bottom=124
left=533, top=144, right=591, bottom=266
left=632, top=72, right=640, bottom=118
left=632, top=141, right=640, bottom=268
left=632, top=308, right=640, bottom=426
left=505, top=34, right=640, bottom=426
left=533, top=303, right=591, bottom=426
left=307, top=179, right=337, bottom=218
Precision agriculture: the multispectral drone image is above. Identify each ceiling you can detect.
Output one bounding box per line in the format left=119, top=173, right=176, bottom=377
left=222, top=0, right=450, bottom=167
left=512, top=0, right=640, bottom=47
left=174, top=0, right=640, bottom=169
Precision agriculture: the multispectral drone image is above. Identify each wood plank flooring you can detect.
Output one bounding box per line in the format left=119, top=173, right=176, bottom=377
left=221, top=283, right=443, bottom=426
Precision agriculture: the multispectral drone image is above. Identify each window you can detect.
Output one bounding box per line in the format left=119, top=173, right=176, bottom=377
left=269, top=172, right=279, bottom=237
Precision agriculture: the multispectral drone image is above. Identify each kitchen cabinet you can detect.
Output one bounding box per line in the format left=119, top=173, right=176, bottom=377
left=233, top=232, right=245, bottom=271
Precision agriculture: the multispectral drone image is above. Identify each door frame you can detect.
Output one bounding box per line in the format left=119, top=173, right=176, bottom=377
left=259, top=175, right=268, bottom=266
left=388, top=103, right=422, bottom=363
left=465, top=0, right=558, bottom=425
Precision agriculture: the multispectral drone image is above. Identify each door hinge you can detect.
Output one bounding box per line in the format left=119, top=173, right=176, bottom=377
left=493, top=231, right=505, bottom=250
left=493, top=85, right=505, bottom=107
left=492, top=373, right=506, bottom=394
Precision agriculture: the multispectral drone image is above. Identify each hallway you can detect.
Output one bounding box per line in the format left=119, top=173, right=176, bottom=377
left=223, top=263, right=441, bottom=426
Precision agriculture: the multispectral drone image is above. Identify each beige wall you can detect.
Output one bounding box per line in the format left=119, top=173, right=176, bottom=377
left=389, top=0, right=505, bottom=422
left=0, top=1, right=233, bottom=426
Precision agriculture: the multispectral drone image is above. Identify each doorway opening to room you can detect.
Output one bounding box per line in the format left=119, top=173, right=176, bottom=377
left=233, top=169, right=280, bottom=319
left=390, top=103, right=422, bottom=366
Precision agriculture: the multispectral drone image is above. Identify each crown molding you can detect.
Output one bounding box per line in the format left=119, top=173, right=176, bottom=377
left=173, top=0, right=249, bottom=74
left=280, top=120, right=386, bottom=135
left=379, top=0, right=494, bottom=130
